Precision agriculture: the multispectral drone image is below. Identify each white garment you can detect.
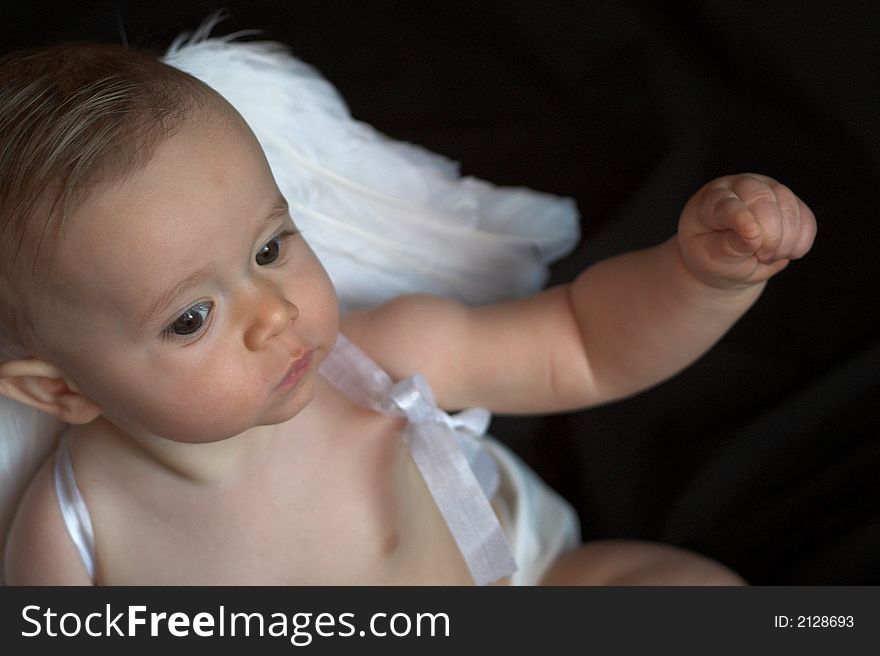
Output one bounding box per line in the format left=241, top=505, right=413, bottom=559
left=484, top=437, right=581, bottom=585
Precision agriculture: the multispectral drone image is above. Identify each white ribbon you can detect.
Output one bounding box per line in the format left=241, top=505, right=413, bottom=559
left=320, top=334, right=518, bottom=585
left=54, top=432, right=97, bottom=582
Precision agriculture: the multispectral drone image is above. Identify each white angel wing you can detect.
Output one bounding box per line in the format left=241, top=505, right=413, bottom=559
left=162, top=23, right=580, bottom=310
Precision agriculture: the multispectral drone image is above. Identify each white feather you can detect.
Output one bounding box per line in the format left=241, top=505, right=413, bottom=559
left=162, top=20, right=580, bottom=310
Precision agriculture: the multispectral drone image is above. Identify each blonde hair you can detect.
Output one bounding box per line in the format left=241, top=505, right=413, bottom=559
left=0, top=42, right=220, bottom=357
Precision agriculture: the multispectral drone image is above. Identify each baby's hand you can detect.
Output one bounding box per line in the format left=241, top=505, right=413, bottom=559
left=677, top=174, right=817, bottom=289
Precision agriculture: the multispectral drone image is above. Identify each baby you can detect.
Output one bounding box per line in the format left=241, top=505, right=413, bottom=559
left=0, top=42, right=815, bottom=585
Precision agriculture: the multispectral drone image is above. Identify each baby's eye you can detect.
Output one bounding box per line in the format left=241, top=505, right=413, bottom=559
left=165, top=301, right=213, bottom=337
left=255, top=229, right=298, bottom=266
left=256, top=237, right=282, bottom=265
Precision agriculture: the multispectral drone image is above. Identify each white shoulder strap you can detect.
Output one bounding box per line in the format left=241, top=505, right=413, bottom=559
left=319, top=333, right=518, bottom=585
left=53, top=431, right=97, bottom=583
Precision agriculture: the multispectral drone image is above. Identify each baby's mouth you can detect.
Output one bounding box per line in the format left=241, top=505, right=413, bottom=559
left=276, top=350, right=314, bottom=391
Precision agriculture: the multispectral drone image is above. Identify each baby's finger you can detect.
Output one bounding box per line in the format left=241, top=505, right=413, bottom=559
left=790, top=200, right=818, bottom=259
left=760, top=257, right=791, bottom=278
left=768, top=183, right=802, bottom=260
left=732, top=178, right=783, bottom=262
left=701, top=196, right=762, bottom=263
left=714, top=195, right=763, bottom=254
left=693, top=187, right=739, bottom=232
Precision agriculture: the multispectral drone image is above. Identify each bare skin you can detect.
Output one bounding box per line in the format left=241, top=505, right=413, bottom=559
left=1, top=105, right=815, bottom=585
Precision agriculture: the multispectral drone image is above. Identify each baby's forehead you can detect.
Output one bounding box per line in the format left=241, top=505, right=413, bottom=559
left=45, top=217, right=201, bottom=337
left=40, top=106, right=278, bottom=312
left=48, top=222, right=168, bottom=323
left=50, top=112, right=276, bottom=313
left=55, top=202, right=205, bottom=307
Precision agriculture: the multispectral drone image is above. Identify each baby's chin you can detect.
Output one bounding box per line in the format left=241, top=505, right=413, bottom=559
left=98, top=411, right=263, bottom=446
left=166, top=394, right=316, bottom=444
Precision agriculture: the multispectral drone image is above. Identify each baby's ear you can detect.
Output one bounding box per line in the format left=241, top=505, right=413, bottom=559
left=0, top=359, right=102, bottom=424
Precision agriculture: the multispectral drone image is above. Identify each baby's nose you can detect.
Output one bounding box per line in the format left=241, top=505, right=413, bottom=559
left=243, top=292, right=299, bottom=351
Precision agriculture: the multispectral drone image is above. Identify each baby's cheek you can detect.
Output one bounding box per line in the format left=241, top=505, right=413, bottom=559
left=148, top=365, right=265, bottom=442
left=95, top=349, right=251, bottom=442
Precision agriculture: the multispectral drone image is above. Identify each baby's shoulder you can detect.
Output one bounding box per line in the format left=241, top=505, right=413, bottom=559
left=3, top=450, right=92, bottom=585
left=340, top=294, right=470, bottom=399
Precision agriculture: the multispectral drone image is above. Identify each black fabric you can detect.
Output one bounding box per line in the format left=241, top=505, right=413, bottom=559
left=4, top=1, right=878, bottom=584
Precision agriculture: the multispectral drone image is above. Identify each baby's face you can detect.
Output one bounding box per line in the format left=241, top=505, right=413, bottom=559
left=41, top=109, right=339, bottom=443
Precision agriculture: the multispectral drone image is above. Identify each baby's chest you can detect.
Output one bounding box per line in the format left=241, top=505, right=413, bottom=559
left=97, top=417, right=469, bottom=584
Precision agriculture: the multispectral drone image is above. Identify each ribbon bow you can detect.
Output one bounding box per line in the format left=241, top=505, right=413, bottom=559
left=320, top=334, right=518, bottom=585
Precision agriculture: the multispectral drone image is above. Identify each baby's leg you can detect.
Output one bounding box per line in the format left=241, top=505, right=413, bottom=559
left=540, top=540, right=746, bottom=586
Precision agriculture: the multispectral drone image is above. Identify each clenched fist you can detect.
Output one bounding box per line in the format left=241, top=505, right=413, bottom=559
left=677, top=174, right=817, bottom=289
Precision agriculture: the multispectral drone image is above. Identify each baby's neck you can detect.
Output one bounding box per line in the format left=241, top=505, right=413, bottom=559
left=81, top=415, right=289, bottom=485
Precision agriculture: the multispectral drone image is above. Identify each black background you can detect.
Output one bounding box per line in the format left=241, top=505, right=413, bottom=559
left=3, top=1, right=879, bottom=584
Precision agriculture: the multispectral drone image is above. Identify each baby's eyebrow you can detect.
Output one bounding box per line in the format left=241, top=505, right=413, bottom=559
left=142, top=194, right=290, bottom=326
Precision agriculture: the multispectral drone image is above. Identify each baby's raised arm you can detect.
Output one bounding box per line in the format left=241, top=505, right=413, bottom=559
left=557, top=173, right=816, bottom=408
left=345, top=174, right=816, bottom=415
